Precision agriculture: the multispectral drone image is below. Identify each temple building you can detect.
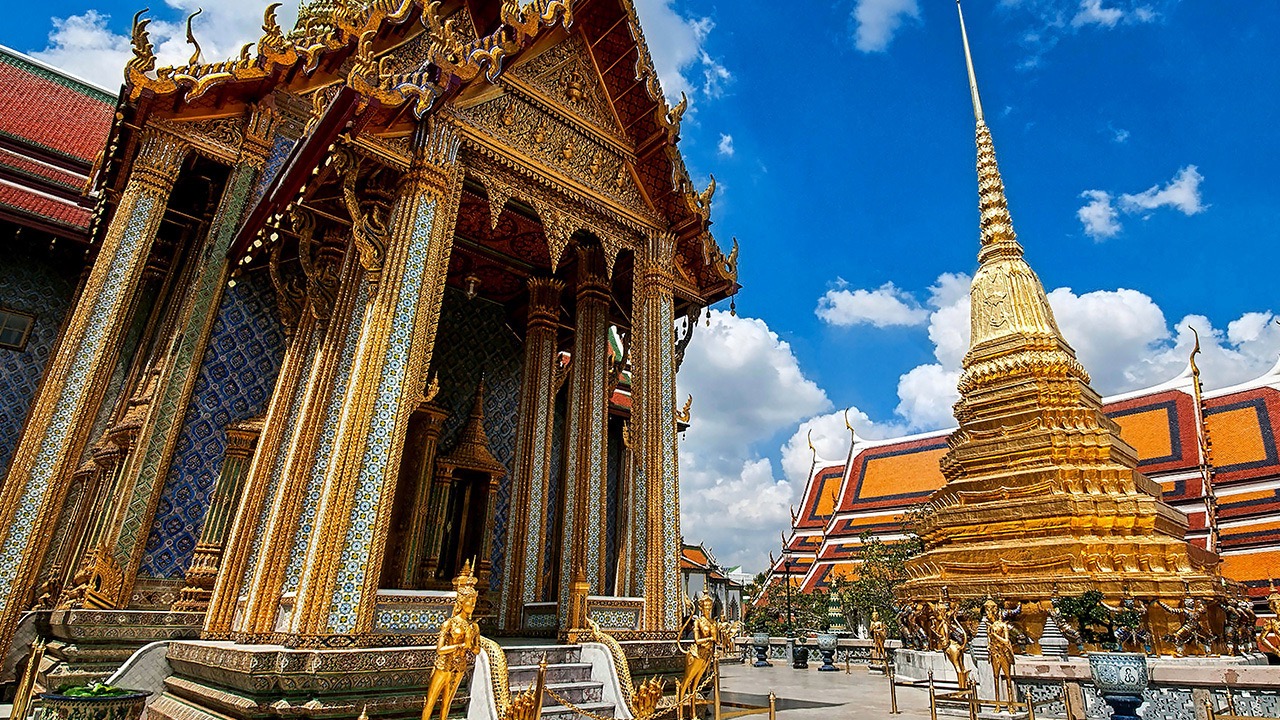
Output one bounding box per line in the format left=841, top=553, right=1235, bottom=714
left=0, top=0, right=738, bottom=708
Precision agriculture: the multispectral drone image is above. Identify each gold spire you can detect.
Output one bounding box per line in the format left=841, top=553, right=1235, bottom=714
left=953, top=1, right=1084, bottom=382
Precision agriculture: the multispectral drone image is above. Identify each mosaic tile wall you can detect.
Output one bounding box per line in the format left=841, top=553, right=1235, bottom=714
left=429, top=288, right=523, bottom=593
left=0, top=244, right=75, bottom=477
left=137, top=271, right=288, bottom=578
left=250, top=135, right=296, bottom=208
left=604, top=415, right=622, bottom=593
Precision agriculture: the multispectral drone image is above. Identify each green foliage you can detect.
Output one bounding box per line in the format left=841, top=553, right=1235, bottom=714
left=1054, top=590, right=1114, bottom=645
left=56, top=682, right=135, bottom=698
left=829, top=532, right=923, bottom=638
left=744, top=578, right=833, bottom=635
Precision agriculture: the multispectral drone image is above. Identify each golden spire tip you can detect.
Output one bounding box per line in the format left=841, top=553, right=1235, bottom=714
left=956, top=0, right=985, bottom=124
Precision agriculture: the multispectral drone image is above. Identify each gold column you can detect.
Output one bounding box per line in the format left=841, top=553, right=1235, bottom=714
left=203, top=313, right=319, bottom=637
left=630, top=230, right=681, bottom=630
left=501, top=277, right=563, bottom=629
left=173, top=418, right=263, bottom=612
left=290, top=121, right=461, bottom=639
left=420, top=462, right=455, bottom=584
left=93, top=108, right=278, bottom=608
left=0, top=128, right=186, bottom=655
left=398, top=403, right=448, bottom=588
left=237, top=245, right=359, bottom=636
left=559, top=246, right=611, bottom=620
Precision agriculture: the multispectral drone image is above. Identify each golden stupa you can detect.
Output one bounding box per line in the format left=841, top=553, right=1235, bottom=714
left=899, top=2, right=1227, bottom=651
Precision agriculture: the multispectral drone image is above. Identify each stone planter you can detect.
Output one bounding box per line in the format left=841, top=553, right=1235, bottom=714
left=752, top=634, right=772, bottom=667
left=39, top=691, right=152, bottom=720
left=1087, top=652, right=1148, bottom=720
left=816, top=633, right=839, bottom=672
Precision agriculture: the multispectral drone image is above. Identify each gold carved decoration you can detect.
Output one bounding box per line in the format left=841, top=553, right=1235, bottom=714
left=332, top=144, right=390, bottom=282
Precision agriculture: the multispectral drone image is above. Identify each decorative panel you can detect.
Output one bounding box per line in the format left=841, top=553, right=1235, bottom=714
left=137, top=272, right=287, bottom=578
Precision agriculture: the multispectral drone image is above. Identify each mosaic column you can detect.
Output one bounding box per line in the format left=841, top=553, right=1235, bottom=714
left=501, top=277, right=563, bottom=629
left=237, top=246, right=362, bottom=636
left=630, top=230, right=681, bottom=631
left=420, top=457, right=457, bottom=583
left=93, top=108, right=278, bottom=609
left=204, top=311, right=319, bottom=637
left=0, top=128, right=187, bottom=655
left=398, top=403, right=448, bottom=588
left=559, top=246, right=611, bottom=623
left=173, top=418, right=263, bottom=612
left=290, top=121, right=462, bottom=640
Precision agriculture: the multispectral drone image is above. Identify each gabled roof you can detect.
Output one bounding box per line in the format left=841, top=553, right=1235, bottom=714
left=0, top=45, right=114, bottom=239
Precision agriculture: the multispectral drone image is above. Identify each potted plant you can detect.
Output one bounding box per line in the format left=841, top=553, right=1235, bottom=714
left=40, top=682, right=151, bottom=720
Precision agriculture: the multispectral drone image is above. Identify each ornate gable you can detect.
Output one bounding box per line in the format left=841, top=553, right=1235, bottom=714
left=508, top=34, right=628, bottom=145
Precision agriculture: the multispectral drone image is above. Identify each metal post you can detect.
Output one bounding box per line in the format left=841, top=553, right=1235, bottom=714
left=768, top=692, right=777, bottom=720
left=784, top=558, right=793, bottom=636
left=888, top=660, right=899, bottom=714
left=713, top=654, right=722, bottom=720
left=928, top=671, right=937, bottom=720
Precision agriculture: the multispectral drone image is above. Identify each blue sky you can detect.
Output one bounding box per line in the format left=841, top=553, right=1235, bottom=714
left=7, top=1, right=1278, bottom=570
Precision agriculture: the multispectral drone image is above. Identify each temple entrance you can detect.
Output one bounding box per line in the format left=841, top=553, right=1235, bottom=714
left=435, top=468, right=492, bottom=583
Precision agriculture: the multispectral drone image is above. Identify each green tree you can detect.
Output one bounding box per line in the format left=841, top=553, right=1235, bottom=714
left=829, top=532, right=923, bottom=637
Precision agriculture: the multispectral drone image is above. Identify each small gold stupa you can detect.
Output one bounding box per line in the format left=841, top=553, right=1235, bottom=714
left=899, top=1, right=1226, bottom=650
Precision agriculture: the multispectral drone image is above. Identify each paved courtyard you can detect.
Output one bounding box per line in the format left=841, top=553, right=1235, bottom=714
left=718, top=662, right=933, bottom=720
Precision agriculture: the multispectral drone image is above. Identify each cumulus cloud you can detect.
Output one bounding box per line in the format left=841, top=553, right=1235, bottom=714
left=1078, top=166, right=1206, bottom=240
left=631, top=0, right=733, bottom=105
left=1078, top=190, right=1122, bottom=240
left=717, top=134, right=735, bottom=158
left=816, top=280, right=929, bottom=328
left=677, top=311, right=830, bottom=569
left=1118, top=165, right=1206, bottom=216
left=31, top=1, right=300, bottom=90
left=852, top=0, right=921, bottom=53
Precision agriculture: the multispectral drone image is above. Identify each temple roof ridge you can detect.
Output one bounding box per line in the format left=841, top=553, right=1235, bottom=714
left=1203, top=352, right=1280, bottom=398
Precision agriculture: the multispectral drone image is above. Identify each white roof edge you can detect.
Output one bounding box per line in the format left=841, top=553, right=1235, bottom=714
left=0, top=43, right=117, bottom=96
left=1102, top=363, right=1195, bottom=403
left=1203, top=356, right=1280, bottom=399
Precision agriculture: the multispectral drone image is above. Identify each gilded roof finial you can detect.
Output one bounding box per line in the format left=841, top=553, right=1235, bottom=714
left=956, top=0, right=984, bottom=124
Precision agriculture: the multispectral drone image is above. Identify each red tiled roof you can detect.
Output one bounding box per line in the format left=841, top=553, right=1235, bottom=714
left=0, top=147, right=85, bottom=191
left=0, top=181, right=91, bottom=229
left=0, top=47, right=114, bottom=165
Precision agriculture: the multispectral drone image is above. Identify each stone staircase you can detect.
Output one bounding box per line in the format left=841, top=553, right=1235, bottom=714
left=502, top=645, right=615, bottom=720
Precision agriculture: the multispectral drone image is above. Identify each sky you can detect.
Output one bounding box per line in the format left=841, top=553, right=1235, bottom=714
left=6, top=0, right=1279, bottom=574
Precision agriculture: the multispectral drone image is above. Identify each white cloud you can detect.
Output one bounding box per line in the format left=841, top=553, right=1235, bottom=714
left=717, top=133, right=735, bottom=158
left=677, top=311, right=831, bottom=569
left=1071, top=0, right=1125, bottom=28
left=1078, top=190, right=1122, bottom=240
left=852, top=0, right=921, bottom=53
left=816, top=280, right=929, bottom=328
left=1077, top=166, right=1206, bottom=239
left=1112, top=127, right=1131, bottom=143
left=31, top=2, right=300, bottom=90
left=1118, top=165, right=1206, bottom=216
left=631, top=0, right=732, bottom=105
left=895, top=364, right=961, bottom=430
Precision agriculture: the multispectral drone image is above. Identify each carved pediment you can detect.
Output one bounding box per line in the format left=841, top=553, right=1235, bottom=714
left=453, top=89, right=647, bottom=215
left=510, top=35, right=627, bottom=144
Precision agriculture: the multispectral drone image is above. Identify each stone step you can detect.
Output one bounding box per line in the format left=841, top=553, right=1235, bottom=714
left=502, top=645, right=582, bottom=667
left=510, top=680, right=604, bottom=706
left=539, top=702, right=616, bottom=720
left=508, top=662, right=593, bottom=686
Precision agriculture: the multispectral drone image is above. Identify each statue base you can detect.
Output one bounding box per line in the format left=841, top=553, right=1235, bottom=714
left=893, top=649, right=967, bottom=689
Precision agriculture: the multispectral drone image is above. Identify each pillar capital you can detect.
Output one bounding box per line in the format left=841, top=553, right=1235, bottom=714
left=526, top=277, right=564, bottom=330
left=130, top=128, right=189, bottom=194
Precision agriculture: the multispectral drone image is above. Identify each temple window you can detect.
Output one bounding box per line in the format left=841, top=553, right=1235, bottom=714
left=0, top=308, right=35, bottom=350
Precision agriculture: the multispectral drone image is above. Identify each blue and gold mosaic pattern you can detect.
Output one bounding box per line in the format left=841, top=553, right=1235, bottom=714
left=0, top=247, right=75, bottom=477
left=0, top=194, right=156, bottom=617
left=328, top=198, right=438, bottom=633
left=282, top=278, right=369, bottom=594
left=138, top=272, right=287, bottom=578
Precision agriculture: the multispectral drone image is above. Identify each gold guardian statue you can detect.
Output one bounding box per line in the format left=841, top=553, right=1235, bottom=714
left=423, top=562, right=482, bottom=720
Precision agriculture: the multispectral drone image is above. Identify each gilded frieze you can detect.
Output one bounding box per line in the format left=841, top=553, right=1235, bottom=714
left=509, top=35, right=629, bottom=147
left=454, top=90, right=647, bottom=217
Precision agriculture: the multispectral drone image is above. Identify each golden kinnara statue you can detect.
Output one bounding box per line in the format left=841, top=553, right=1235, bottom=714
left=677, top=594, right=735, bottom=720
left=869, top=609, right=888, bottom=664
left=423, top=563, right=481, bottom=720
left=984, top=599, right=1015, bottom=707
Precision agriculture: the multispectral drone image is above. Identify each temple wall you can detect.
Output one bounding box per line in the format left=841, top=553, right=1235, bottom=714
left=137, top=271, right=288, bottom=579
left=429, top=287, right=522, bottom=592
left=0, top=243, right=76, bottom=478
